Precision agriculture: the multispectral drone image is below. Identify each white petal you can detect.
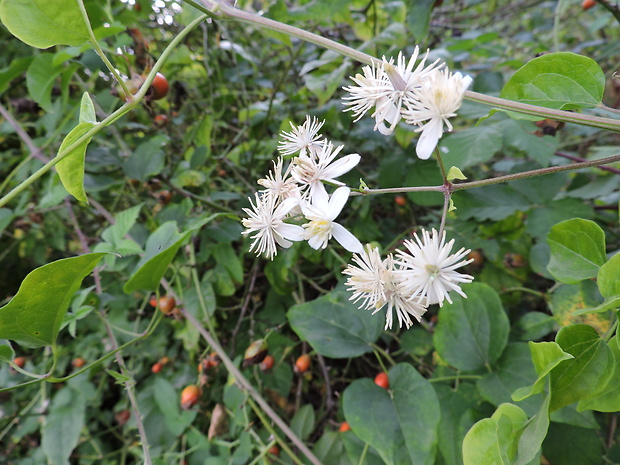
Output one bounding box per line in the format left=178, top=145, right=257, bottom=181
left=416, top=119, right=443, bottom=160
left=322, top=154, right=361, bottom=180
left=327, top=187, right=351, bottom=220
left=332, top=223, right=363, bottom=254
left=277, top=223, right=305, bottom=242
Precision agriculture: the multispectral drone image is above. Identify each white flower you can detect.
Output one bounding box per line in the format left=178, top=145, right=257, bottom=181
left=291, top=140, right=361, bottom=198
left=395, top=229, right=474, bottom=307
left=257, top=157, right=301, bottom=201
left=402, top=69, right=473, bottom=160
left=343, top=48, right=442, bottom=135
left=278, top=116, right=325, bottom=156
left=343, top=244, right=428, bottom=330
left=300, top=187, right=363, bottom=253
left=242, top=194, right=304, bottom=259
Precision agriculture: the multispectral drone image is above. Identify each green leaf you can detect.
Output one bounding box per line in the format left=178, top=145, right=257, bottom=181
left=153, top=377, right=196, bottom=436
left=56, top=122, right=95, bottom=203
left=0, top=253, right=106, bottom=347
left=100, top=204, right=143, bottom=246
left=550, top=325, right=614, bottom=411
left=441, top=124, right=503, bottom=169
left=434, top=383, right=480, bottom=465
left=597, top=252, right=620, bottom=299
left=477, top=343, right=541, bottom=416
left=123, top=135, right=169, bottom=182
left=406, top=0, right=434, bottom=41
left=0, top=57, right=32, bottom=96
left=546, top=218, right=606, bottom=284
left=343, top=363, right=440, bottom=465
left=41, top=380, right=92, bottom=465
left=287, top=289, right=383, bottom=358
left=0, top=0, right=90, bottom=48
left=514, top=393, right=550, bottom=465
left=525, top=199, right=594, bottom=241
left=124, top=222, right=191, bottom=293
left=542, top=422, right=604, bottom=465
left=577, top=341, right=620, bottom=412
left=512, top=341, right=573, bottom=402
left=26, top=54, right=63, bottom=112
left=304, top=62, right=349, bottom=106
left=446, top=166, right=467, bottom=181
left=79, top=92, right=97, bottom=124
left=573, top=296, right=620, bottom=316
left=452, top=185, right=530, bottom=221
left=212, top=243, right=243, bottom=283
left=290, top=404, right=316, bottom=441
left=462, top=403, right=528, bottom=465
left=500, top=52, right=604, bottom=110
left=433, top=283, right=510, bottom=371
left=0, top=341, right=15, bottom=362
left=105, top=369, right=131, bottom=385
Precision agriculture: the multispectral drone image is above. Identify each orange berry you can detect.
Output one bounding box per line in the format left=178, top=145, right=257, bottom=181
left=294, top=354, right=311, bottom=374
left=394, top=195, right=406, bottom=206
left=158, top=296, right=176, bottom=314
left=153, top=114, right=168, bottom=128
left=159, top=356, right=170, bottom=365
left=467, top=250, right=484, bottom=266
left=149, top=72, right=169, bottom=100
left=268, top=445, right=280, bottom=456
left=151, top=362, right=163, bottom=374
left=72, top=357, right=86, bottom=369
left=259, top=354, right=275, bottom=371
left=374, top=372, right=389, bottom=389
left=149, top=295, right=158, bottom=307
left=582, top=0, right=596, bottom=9
left=180, top=385, right=202, bottom=410
left=339, top=421, right=351, bottom=432
left=13, top=357, right=26, bottom=368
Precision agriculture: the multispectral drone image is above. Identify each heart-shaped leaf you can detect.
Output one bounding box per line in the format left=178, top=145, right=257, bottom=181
left=433, top=283, right=510, bottom=371
left=287, top=288, right=383, bottom=358
left=0, top=0, right=90, bottom=49
left=343, top=363, right=440, bottom=465
left=0, top=253, right=106, bottom=347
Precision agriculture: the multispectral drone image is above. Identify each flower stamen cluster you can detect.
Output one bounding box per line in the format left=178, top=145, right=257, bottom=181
left=343, top=48, right=472, bottom=159
left=344, top=229, right=474, bottom=329
left=242, top=116, right=363, bottom=258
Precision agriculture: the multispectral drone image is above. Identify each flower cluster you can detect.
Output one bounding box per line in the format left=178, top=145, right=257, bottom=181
left=343, top=229, right=474, bottom=330
left=242, top=116, right=363, bottom=259
left=343, top=47, right=472, bottom=159
left=242, top=46, right=477, bottom=330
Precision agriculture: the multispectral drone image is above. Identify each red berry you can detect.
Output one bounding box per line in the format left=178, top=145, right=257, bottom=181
left=259, top=354, right=275, bottom=371
left=582, top=0, right=596, bottom=9
left=158, top=296, right=176, bottom=314
left=374, top=372, right=389, bottom=389
left=115, top=409, right=131, bottom=425
left=268, top=445, right=280, bottom=456
left=294, top=354, right=311, bottom=374
left=13, top=357, right=25, bottom=368
left=149, top=295, right=158, bottom=307
left=150, top=72, right=169, bottom=100
left=151, top=362, right=163, bottom=374
left=180, top=385, right=202, bottom=410
left=394, top=195, right=406, bottom=206
left=339, top=421, right=351, bottom=432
